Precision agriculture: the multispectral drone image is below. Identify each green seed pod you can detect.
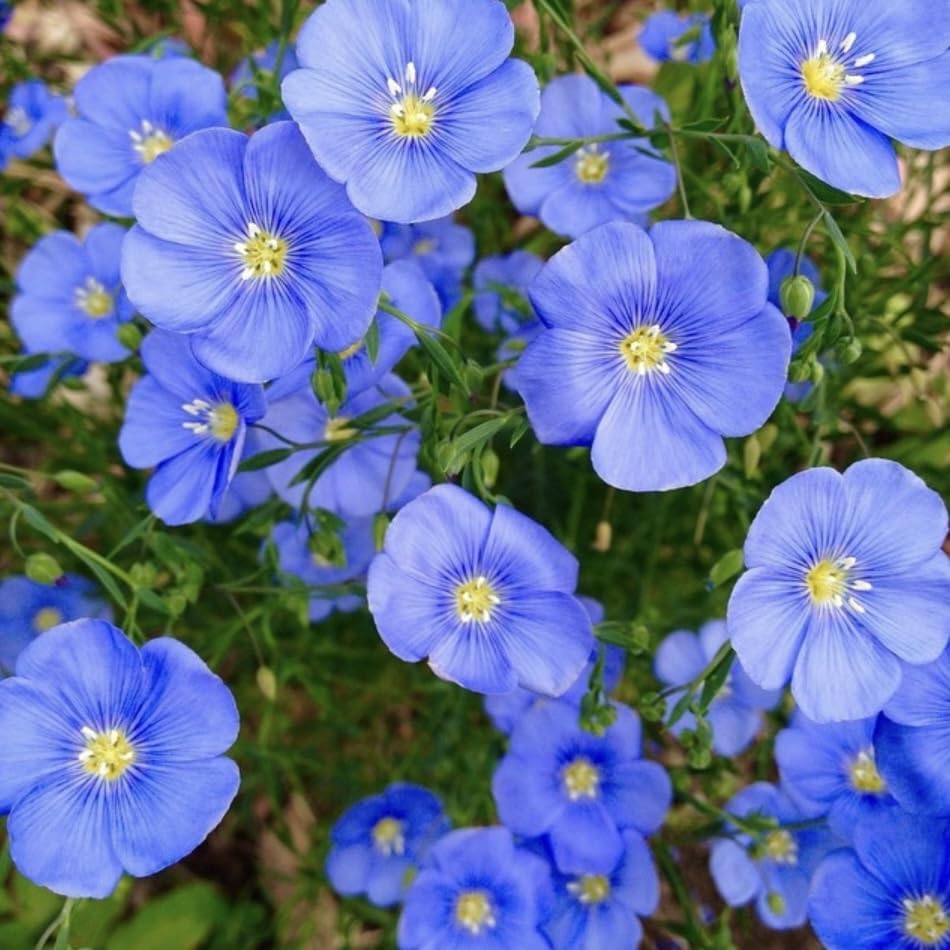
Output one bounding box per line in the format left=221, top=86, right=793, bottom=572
left=116, top=322, right=143, bottom=351
left=780, top=274, right=816, bottom=319
left=25, top=552, right=63, bottom=585
left=52, top=469, right=98, bottom=493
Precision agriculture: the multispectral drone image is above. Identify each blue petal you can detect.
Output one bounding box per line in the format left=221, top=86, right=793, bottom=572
left=604, top=760, right=671, bottom=835
left=884, top=649, right=950, bottom=727
left=518, top=328, right=624, bottom=445
left=791, top=611, right=902, bottom=722
left=366, top=854, right=413, bottom=906
left=146, top=441, right=226, bottom=525
left=133, top=638, right=239, bottom=761
left=109, top=756, right=239, bottom=877
left=708, top=702, right=762, bottom=756
left=548, top=801, right=623, bottom=875
left=875, top=717, right=950, bottom=817
left=436, top=58, right=539, bottom=173
left=613, top=829, right=659, bottom=915
left=492, top=756, right=565, bottom=838
left=15, top=231, right=85, bottom=297
left=54, top=121, right=138, bottom=199
left=495, top=592, right=593, bottom=697
left=808, top=849, right=896, bottom=950
left=727, top=568, right=810, bottom=691
left=83, top=222, right=127, bottom=286
left=326, top=842, right=372, bottom=895
left=119, top=376, right=204, bottom=468
left=710, top=839, right=760, bottom=906
left=8, top=774, right=123, bottom=898
left=755, top=864, right=810, bottom=928
left=654, top=630, right=706, bottom=685
left=503, top=148, right=570, bottom=216
left=590, top=374, right=727, bottom=492
left=72, top=55, right=153, bottom=129
left=396, top=871, right=457, bottom=947
left=148, top=58, right=228, bottom=135
left=427, top=622, right=518, bottom=694
left=539, top=178, right=628, bottom=240
left=784, top=102, right=900, bottom=198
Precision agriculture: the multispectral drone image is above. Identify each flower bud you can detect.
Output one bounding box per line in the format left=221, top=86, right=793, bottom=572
left=780, top=275, right=816, bottom=319
left=116, top=322, right=143, bottom=351
left=25, top=552, right=63, bottom=585
left=51, top=469, right=98, bottom=493
left=837, top=338, right=863, bottom=364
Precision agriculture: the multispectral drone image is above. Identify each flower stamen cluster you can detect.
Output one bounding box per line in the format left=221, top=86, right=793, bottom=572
left=455, top=890, right=496, bottom=935
left=804, top=555, right=872, bottom=613
left=903, top=895, right=950, bottom=946
left=181, top=398, right=240, bottom=442
left=619, top=323, right=677, bottom=376
left=75, top=276, right=114, bottom=319
left=801, top=34, right=875, bottom=102
left=129, top=119, right=173, bottom=163
left=78, top=726, right=135, bottom=781
left=387, top=62, right=437, bottom=139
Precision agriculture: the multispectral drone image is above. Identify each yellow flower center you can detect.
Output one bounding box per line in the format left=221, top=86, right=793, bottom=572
left=761, top=829, right=798, bottom=866
left=455, top=891, right=496, bottom=936
left=181, top=399, right=240, bottom=442
left=324, top=416, right=357, bottom=442
left=575, top=146, right=610, bottom=184
left=903, top=895, right=950, bottom=946
left=75, top=277, right=114, bottom=319
left=849, top=749, right=887, bottom=794
left=130, top=120, right=173, bottom=163
left=387, top=61, right=437, bottom=139
left=568, top=874, right=611, bottom=905
left=78, top=726, right=135, bottom=781
left=804, top=555, right=872, bottom=612
left=454, top=575, right=500, bottom=624
left=412, top=238, right=437, bottom=255
left=32, top=606, right=64, bottom=632
left=235, top=222, right=288, bottom=281
left=562, top=757, right=600, bottom=800
left=619, top=323, right=677, bottom=375
left=371, top=817, right=405, bottom=857
left=801, top=34, right=874, bottom=102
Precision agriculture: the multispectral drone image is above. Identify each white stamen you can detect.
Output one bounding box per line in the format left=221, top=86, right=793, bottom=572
left=840, top=32, right=857, bottom=53
left=182, top=398, right=212, bottom=415
left=817, top=39, right=829, bottom=56
left=386, top=77, right=402, bottom=97
left=845, top=75, right=865, bottom=86
left=405, top=61, right=416, bottom=84
left=422, top=86, right=438, bottom=102
left=81, top=726, right=97, bottom=741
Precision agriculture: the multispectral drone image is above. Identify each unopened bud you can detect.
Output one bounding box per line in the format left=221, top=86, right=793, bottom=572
left=117, top=322, right=143, bottom=351
left=837, top=338, right=863, bottom=364
left=780, top=275, right=816, bottom=319
left=25, top=552, right=63, bottom=585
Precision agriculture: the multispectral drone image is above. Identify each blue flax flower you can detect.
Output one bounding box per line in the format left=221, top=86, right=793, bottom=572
left=875, top=646, right=950, bottom=817
left=654, top=620, right=781, bottom=756
left=379, top=216, right=475, bottom=310
left=257, top=372, right=420, bottom=517
left=122, top=121, right=382, bottom=383
left=270, top=515, right=376, bottom=623
left=397, top=826, right=553, bottom=948
left=639, top=11, right=715, bottom=64
left=484, top=597, right=625, bottom=735
left=473, top=251, right=543, bottom=335
left=0, top=80, right=68, bottom=170
left=727, top=459, right=950, bottom=722
left=282, top=0, right=540, bottom=223
left=809, top=812, right=950, bottom=949
left=54, top=54, right=227, bottom=216
left=208, top=432, right=273, bottom=524
left=0, top=619, right=239, bottom=898
left=776, top=711, right=901, bottom=840
left=543, top=829, right=659, bottom=949
left=503, top=75, right=676, bottom=238
left=0, top=575, right=108, bottom=675
left=739, top=0, right=950, bottom=197
left=710, top=782, right=836, bottom=930
left=12, top=224, right=134, bottom=363
left=119, top=331, right=266, bottom=525
left=517, top=221, right=791, bottom=492
left=327, top=783, right=449, bottom=907
left=492, top=699, right=671, bottom=874
left=368, top=485, right=594, bottom=695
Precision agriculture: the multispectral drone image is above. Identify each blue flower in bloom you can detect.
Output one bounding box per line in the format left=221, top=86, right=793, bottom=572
left=10, top=356, right=87, bottom=400
left=503, top=76, right=676, bottom=239
left=0, top=575, right=108, bottom=675
left=739, top=0, right=950, bottom=197
left=368, top=485, right=594, bottom=695
left=379, top=216, right=475, bottom=310
left=492, top=699, right=671, bottom=874
left=11, top=224, right=133, bottom=363
left=270, top=515, right=376, bottom=623
left=397, top=827, right=553, bottom=948
left=654, top=620, right=781, bottom=756
left=122, top=121, right=382, bottom=383
left=283, top=0, right=540, bottom=223
left=808, top=812, right=950, bottom=949
left=517, top=221, right=791, bottom=492
left=710, top=782, right=837, bottom=930
left=473, top=251, right=543, bottom=335
left=231, top=40, right=299, bottom=101
left=0, top=619, right=239, bottom=898
left=54, top=54, right=227, bottom=216
left=256, top=373, right=421, bottom=517
left=727, top=459, right=950, bottom=722
left=327, top=783, right=449, bottom=907
left=484, top=597, right=625, bottom=735
left=0, top=80, right=68, bottom=170
left=639, top=11, right=716, bottom=64
left=875, top=646, right=950, bottom=817
left=775, top=712, right=901, bottom=840
left=543, top=829, right=660, bottom=949
left=118, top=331, right=266, bottom=525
